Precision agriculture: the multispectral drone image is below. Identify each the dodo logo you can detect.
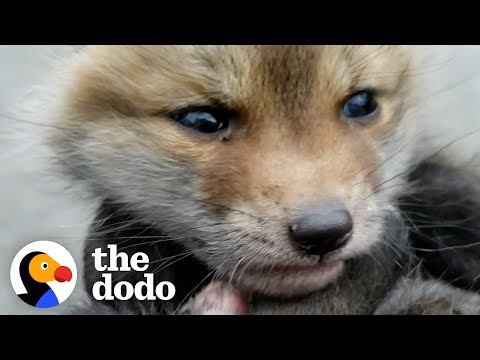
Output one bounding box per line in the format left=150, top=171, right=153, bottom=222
left=10, top=241, right=77, bottom=309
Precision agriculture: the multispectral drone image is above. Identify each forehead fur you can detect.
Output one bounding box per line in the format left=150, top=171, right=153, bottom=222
left=64, top=45, right=414, bottom=119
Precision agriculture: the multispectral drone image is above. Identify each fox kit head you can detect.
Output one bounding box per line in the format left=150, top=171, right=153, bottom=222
left=49, top=45, right=418, bottom=297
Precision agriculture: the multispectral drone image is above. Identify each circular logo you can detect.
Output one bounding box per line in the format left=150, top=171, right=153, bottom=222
left=10, top=241, right=77, bottom=309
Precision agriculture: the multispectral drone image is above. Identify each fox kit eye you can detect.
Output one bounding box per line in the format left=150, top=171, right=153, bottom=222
left=341, top=90, right=378, bottom=123
left=170, top=106, right=233, bottom=134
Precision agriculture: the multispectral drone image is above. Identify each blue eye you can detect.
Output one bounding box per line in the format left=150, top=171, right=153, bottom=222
left=341, top=90, right=378, bottom=122
left=170, top=106, right=233, bottom=134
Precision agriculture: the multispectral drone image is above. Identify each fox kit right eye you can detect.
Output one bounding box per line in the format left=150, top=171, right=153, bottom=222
left=341, top=90, right=379, bottom=124
left=170, top=106, right=234, bottom=135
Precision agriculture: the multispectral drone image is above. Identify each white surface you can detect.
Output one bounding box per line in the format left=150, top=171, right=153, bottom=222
left=1, top=45, right=480, bottom=314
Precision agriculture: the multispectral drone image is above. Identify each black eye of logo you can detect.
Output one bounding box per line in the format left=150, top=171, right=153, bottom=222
left=170, top=106, right=234, bottom=134
left=341, top=90, right=379, bottom=123
left=41, top=262, right=48, bottom=270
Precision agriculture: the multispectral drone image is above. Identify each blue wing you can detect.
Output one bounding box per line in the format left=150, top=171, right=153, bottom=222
left=35, top=289, right=59, bottom=308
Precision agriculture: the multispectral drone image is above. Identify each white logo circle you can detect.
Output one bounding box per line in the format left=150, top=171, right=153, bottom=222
left=10, top=241, right=77, bottom=309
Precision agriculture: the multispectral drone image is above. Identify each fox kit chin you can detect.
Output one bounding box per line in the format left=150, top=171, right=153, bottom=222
left=41, top=45, right=480, bottom=314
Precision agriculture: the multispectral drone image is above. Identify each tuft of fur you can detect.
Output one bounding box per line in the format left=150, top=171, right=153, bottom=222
left=398, top=161, right=480, bottom=291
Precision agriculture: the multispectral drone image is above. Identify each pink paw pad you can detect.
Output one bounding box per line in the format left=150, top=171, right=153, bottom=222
left=179, top=282, right=247, bottom=315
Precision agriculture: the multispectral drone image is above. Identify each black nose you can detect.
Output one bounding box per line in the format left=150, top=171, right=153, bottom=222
left=290, top=201, right=353, bottom=257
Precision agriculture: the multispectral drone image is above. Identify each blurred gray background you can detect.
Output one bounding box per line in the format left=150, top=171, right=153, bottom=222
left=1, top=45, right=480, bottom=314
left=0, top=46, right=89, bottom=314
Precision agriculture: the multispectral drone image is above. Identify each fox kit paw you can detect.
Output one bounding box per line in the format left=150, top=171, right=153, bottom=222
left=178, top=282, right=248, bottom=315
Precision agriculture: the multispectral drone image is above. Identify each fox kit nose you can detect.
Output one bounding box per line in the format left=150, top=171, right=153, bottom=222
left=290, top=200, right=353, bottom=257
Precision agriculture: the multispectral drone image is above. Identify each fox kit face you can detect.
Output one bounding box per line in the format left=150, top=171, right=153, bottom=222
left=51, top=45, right=418, bottom=297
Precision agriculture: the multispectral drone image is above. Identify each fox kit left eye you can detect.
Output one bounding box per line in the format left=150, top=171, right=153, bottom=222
left=170, top=106, right=234, bottom=135
left=341, top=90, right=378, bottom=123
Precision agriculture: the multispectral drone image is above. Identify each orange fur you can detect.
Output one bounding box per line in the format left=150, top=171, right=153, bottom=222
left=50, top=45, right=418, bottom=297
left=59, top=45, right=413, bottom=212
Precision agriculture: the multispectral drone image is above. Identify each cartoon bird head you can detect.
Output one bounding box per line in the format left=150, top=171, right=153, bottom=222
left=18, top=251, right=73, bottom=308
left=27, top=252, right=72, bottom=283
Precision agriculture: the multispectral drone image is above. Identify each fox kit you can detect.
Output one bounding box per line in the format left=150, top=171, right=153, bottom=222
left=38, top=45, right=480, bottom=315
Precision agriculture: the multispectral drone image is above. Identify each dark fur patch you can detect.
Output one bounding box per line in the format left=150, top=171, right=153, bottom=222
left=83, top=199, right=212, bottom=315
left=398, top=161, right=480, bottom=291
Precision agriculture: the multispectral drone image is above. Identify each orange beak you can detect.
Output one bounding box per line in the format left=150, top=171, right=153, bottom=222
left=54, top=266, right=72, bottom=282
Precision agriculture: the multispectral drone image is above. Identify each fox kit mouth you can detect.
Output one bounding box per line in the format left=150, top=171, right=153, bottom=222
left=226, top=260, right=345, bottom=298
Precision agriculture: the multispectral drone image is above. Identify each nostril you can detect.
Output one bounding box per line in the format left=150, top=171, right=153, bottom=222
left=290, top=201, right=353, bottom=257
